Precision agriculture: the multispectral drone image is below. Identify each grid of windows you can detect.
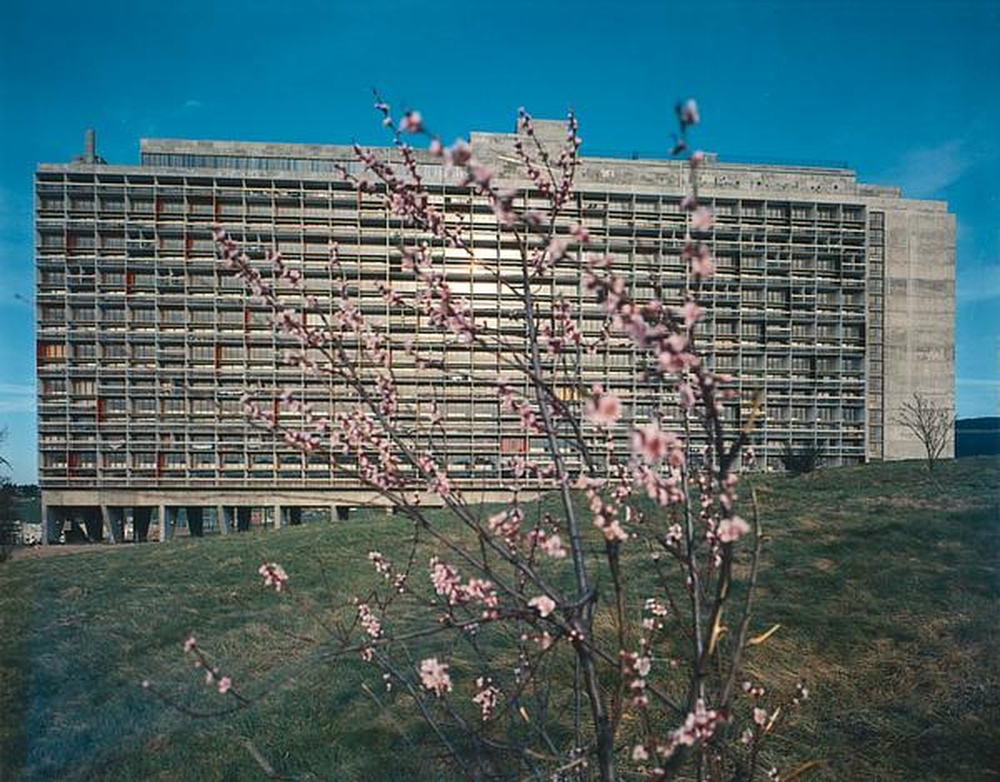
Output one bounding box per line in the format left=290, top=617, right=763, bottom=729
left=36, top=134, right=952, bottom=495
left=36, top=166, right=871, bottom=487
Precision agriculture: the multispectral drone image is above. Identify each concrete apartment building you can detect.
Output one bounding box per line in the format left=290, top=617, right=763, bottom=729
left=34, top=123, right=954, bottom=542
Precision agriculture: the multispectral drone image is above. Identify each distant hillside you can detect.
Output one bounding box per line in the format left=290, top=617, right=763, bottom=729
left=956, top=417, right=1000, bottom=457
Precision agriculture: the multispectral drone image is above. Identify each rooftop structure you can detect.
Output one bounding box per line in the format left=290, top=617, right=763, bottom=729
left=34, top=125, right=955, bottom=542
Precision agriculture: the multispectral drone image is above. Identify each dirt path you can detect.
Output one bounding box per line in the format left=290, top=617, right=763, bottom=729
left=6, top=542, right=145, bottom=561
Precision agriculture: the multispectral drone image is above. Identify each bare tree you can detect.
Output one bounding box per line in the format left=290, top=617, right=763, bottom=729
left=896, top=393, right=952, bottom=472
left=0, top=428, right=10, bottom=472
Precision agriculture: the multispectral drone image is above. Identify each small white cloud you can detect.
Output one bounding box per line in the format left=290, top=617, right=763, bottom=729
left=0, top=382, right=34, bottom=395
left=0, top=383, right=34, bottom=414
left=183, top=99, right=204, bottom=110
left=887, top=139, right=971, bottom=199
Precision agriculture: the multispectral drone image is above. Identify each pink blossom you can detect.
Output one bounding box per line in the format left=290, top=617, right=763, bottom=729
left=472, top=677, right=501, bottom=721
left=691, top=206, right=714, bottom=231
left=540, top=533, right=567, bottom=559
left=358, top=603, right=382, bottom=639
left=666, top=332, right=688, bottom=353
left=534, top=631, right=555, bottom=650
left=678, top=99, right=700, bottom=127
left=430, top=558, right=461, bottom=603
left=678, top=300, right=704, bottom=327
left=445, top=139, right=472, bottom=167
left=487, top=506, right=523, bottom=537
left=645, top=598, right=669, bottom=617
left=717, top=516, right=751, bottom=543
left=602, top=519, right=628, bottom=542
left=743, top=680, right=766, bottom=697
left=682, top=241, right=715, bottom=280
left=632, top=744, right=650, bottom=762
left=677, top=382, right=696, bottom=410
left=658, top=699, right=722, bottom=758
left=470, top=162, right=493, bottom=186
left=570, top=222, right=591, bottom=243
left=658, top=347, right=699, bottom=374
left=418, top=657, right=452, bottom=697
left=258, top=562, right=289, bottom=591
left=183, top=635, right=197, bottom=653
left=632, top=423, right=680, bottom=465
left=429, top=558, right=497, bottom=613
left=585, top=387, right=622, bottom=426
left=528, top=595, right=557, bottom=618
left=398, top=110, right=423, bottom=134
left=217, top=676, right=232, bottom=695
left=368, top=550, right=391, bottom=576
left=753, top=707, right=768, bottom=726
left=545, top=237, right=569, bottom=265
left=429, top=470, right=452, bottom=498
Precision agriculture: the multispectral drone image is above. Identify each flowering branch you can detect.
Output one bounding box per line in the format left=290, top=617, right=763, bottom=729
left=167, top=96, right=804, bottom=781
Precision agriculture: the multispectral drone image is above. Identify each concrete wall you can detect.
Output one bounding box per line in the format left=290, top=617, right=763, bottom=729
left=881, top=202, right=956, bottom=459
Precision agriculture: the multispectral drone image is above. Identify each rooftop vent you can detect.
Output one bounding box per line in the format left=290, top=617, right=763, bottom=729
left=71, top=129, right=106, bottom=165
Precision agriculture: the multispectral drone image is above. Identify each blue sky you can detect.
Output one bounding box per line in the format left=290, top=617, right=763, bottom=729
left=1, top=0, right=997, bottom=483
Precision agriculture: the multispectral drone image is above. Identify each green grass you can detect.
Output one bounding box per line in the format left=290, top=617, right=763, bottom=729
left=1, top=457, right=998, bottom=780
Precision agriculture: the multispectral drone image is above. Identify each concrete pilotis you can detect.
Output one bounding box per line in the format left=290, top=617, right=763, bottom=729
left=185, top=507, right=205, bottom=537
left=41, top=504, right=55, bottom=544
left=82, top=508, right=102, bottom=541
left=133, top=507, right=153, bottom=542
left=102, top=506, right=124, bottom=543
left=217, top=506, right=232, bottom=535
left=158, top=506, right=172, bottom=542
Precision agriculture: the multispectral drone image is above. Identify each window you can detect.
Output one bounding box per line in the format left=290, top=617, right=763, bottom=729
left=133, top=398, right=157, bottom=415
left=41, top=379, right=67, bottom=395
left=100, top=307, right=125, bottom=323
left=190, top=345, right=214, bottom=362
left=104, top=398, right=127, bottom=414
left=101, top=344, right=127, bottom=359
left=39, top=343, right=67, bottom=360
left=103, top=453, right=126, bottom=469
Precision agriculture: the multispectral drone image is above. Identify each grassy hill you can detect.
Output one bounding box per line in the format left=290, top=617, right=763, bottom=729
left=1, top=457, right=997, bottom=780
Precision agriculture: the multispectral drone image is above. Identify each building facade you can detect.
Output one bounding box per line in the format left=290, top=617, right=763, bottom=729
left=34, top=124, right=954, bottom=541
